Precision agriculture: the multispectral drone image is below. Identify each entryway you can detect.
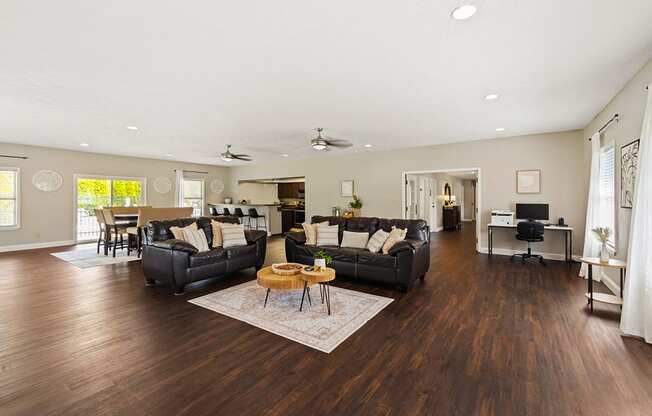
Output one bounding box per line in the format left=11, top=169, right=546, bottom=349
left=402, top=168, right=480, bottom=251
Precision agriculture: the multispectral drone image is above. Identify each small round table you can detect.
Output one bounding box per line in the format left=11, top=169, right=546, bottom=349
left=299, top=267, right=336, bottom=315
left=256, top=266, right=316, bottom=308
left=580, top=257, right=627, bottom=313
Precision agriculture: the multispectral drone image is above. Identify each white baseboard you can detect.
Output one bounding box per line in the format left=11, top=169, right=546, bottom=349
left=461, top=219, right=473, bottom=222
left=478, top=246, right=580, bottom=262
left=0, top=240, right=76, bottom=253
left=432, top=226, right=443, bottom=232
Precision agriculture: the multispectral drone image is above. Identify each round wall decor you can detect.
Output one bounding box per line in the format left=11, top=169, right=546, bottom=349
left=210, top=178, right=225, bottom=194
left=32, top=170, right=63, bottom=192
left=153, top=176, right=173, bottom=194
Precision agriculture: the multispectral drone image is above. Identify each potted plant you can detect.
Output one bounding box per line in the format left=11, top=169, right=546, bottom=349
left=592, top=227, right=611, bottom=263
left=349, top=194, right=363, bottom=217
left=314, top=250, right=333, bottom=270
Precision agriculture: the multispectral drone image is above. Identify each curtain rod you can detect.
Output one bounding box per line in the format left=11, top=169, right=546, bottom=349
left=0, top=154, right=28, bottom=159
left=173, top=169, right=208, bottom=174
left=588, top=113, right=619, bottom=141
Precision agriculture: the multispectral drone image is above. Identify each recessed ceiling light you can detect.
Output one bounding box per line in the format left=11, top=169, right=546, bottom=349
left=126, top=126, right=139, bottom=130
left=451, top=4, right=477, bottom=20
left=495, top=127, right=505, bottom=132
left=485, top=93, right=499, bottom=100
left=364, top=144, right=373, bottom=148
left=282, top=153, right=289, bottom=158
left=80, top=142, right=89, bottom=147
left=166, top=153, right=173, bottom=157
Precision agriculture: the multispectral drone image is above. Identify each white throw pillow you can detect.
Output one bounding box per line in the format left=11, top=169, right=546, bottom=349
left=221, top=223, right=248, bottom=248
left=382, top=226, right=408, bottom=254
left=211, top=220, right=228, bottom=248
left=182, top=228, right=210, bottom=252
left=366, top=229, right=390, bottom=253
left=316, top=224, right=339, bottom=246
left=340, top=231, right=369, bottom=249
left=302, top=221, right=328, bottom=245
left=170, top=222, right=197, bottom=241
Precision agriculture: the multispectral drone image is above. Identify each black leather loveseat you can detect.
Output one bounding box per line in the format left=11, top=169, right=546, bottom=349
left=285, top=216, right=430, bottom=291
left=142, top=216, right=267, bottom=294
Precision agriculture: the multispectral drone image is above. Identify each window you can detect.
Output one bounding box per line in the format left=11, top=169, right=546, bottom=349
left=183, top=178, right=204, bottom=217
left=75, top=176, right=146, bottom=241
left=0, top=168, right=20, bottom=229
left=599, top=143, right=616, bottom=249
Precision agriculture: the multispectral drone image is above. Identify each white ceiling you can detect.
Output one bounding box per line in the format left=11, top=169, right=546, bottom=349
left=2, top=1, right=652, bottom=166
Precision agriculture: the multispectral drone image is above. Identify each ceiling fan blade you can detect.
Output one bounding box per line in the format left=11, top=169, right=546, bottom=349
left=325, top=139, right=352, bottom=148
left=233, top=153, right=251, bottom=158
left=233, top=155, right=252, bottom=161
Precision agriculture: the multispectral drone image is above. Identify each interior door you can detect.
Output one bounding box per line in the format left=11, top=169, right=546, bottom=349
left=405, top=175, right=418, bottom=219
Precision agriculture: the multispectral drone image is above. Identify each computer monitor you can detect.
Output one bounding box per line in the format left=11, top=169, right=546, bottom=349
left=515, top=203, right=549, bottom=221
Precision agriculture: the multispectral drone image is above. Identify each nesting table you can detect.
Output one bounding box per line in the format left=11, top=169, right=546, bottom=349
left=299, top=267, right=336, bottom=315
left=580, top=257, right=627, bottom=313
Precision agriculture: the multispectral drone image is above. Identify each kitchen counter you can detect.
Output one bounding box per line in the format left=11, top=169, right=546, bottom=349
left=209, top=203, right=281, bottom=235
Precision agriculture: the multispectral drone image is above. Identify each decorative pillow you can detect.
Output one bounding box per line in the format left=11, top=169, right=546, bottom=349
left=221, top=223, right=248, bottom=248
left=170, top=222, right=197, bottom=241
left=382, top=226, right=408, bottom=254
left=367, top=229, right=390, bottom=253
left=182, top=228, right=210, bottom=252
left=302, top=221, right=328, bottom=245
left=211, top=220, right=227, bottom=248
left=316, top=224, right=339, bottom=246
left=340, top=231, right=369, bottom=249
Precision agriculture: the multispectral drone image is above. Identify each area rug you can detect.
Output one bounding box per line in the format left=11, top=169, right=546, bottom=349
left=51, top=246, right=140, bottom=269
left=189, top=280, right=393, bottom=353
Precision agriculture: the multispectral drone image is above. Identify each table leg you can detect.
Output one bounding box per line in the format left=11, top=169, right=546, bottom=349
left=325, top=283, right=331, bottom=316
left=307, top=287, right=312, bottom=306
left=320, top=284, right=324, bottom=304
left=569, top=230, right=573, bottom=263
left=264, top=288, right=270, bottom=308
left=565, top=231, right=568, bottom=263
left=488, top=226, right=492, bottom=256
left=588, top=264, right=593, bottom=313
left=299, top=281, right=308, bottom=312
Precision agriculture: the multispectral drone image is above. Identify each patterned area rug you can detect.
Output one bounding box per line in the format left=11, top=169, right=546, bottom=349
left=51, top=246, right=140, bottom=269
left=189, top=280, right=393, bottom=353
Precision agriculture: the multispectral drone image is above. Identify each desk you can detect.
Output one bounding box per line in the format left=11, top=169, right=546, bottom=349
left=580, top=257, right=626, bottom=313
left=488, top=223, right=574, bottom=263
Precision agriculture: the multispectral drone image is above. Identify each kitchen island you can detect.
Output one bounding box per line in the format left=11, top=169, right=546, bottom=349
left=209, top=203, right=281, bottom=236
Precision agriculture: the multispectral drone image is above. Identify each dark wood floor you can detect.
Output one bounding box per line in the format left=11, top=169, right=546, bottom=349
left=1, top=225, right=652, bottom=416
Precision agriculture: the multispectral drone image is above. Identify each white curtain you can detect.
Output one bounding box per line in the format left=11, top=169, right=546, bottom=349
left=175, top=169, right=184, bottom=207
left=621, top=84, right=652, bottom=343
left=579, top=132, right=603, bottom=279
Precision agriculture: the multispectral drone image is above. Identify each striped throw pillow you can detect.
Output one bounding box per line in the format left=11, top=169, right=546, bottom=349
left=221, top=223, right=248, bottom=248
left=170, top=222, right=197, bottom=241
left=302, top=221, right=328, bottom=245
left=316, top=224, right=339, bottom=246
left=366, top=229, right=390, bottom=253
left=340, top=231, right=369, bottom=249
left=182, top=228, right=210, bottom=252
left=382, top=226, right=408, bottom=254
left=211, top=220, right=228, bottom=248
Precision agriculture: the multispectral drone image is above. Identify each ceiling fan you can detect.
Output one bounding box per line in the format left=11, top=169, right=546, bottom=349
left=310, top=128, right=352, bottom=151
left=220, top=144, right=251, bottom=162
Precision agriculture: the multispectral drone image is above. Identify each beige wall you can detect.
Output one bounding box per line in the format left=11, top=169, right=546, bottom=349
left=230, top=130, right=588, bottom=256
left=0, top=143, right=230, bottom=249
left=236, top=182, right=279, bottom=204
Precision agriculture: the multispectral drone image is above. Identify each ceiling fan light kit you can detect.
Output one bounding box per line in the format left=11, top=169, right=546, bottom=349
left=310, top=128, right=352, bottom=151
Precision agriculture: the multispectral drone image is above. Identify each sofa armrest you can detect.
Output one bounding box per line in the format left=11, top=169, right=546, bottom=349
left=286, top=231, right=306, bottom=245
left=245, top=229, right=267, bottom=244
left=388, top=241, right=415, bottom=256
left=404, top=239, right=427, bottom=249
left=151, top=239, right=198, bottom=254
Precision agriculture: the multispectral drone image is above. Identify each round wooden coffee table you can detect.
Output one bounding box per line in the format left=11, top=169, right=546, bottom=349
left=299, top=267, right=336, bottom=315
left=256, top=266, right=315, bottom=308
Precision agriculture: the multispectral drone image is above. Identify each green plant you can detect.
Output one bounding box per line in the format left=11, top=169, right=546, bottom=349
left=314, top=250, right=333, bottom=266
left=349, top=194, right=363, bottom=209
left=592, top=227, right=611, bottom=244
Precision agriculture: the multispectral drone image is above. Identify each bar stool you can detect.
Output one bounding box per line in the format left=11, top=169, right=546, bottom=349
left=222, top=207, right=231, bottom=216
left=209, top=206, right=218, bottom=216
left=234, top=207, right=250, bottom=229
left=248, top=208, right=266, bottom=231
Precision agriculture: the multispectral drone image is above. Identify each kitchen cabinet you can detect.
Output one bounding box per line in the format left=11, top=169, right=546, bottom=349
left=281, top=210, right=295, bottom=233
left=278, top=182, right=303, bottom=199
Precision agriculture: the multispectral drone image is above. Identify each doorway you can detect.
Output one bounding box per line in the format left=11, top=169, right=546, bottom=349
left=402, top=168, right=481, bottom=251
left=74, top=175, right=146, bottom=242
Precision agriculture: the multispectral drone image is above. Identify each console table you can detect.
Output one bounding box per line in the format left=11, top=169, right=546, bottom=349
left=487, top=223, right=574, bottom=263
left=580, top=257, right=626, bottom=313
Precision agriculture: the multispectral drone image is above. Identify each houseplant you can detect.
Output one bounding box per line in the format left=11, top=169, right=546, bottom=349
left=592, top=227, right=611, bottom=263
left=349, top=194, right=363, bottom=217
left=313, top=250, right=333, bottom=270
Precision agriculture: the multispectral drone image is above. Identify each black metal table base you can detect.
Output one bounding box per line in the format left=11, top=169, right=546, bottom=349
left=299, top=281, right=331, bottom=315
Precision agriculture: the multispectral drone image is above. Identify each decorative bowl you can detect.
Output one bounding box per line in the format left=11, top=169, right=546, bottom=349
left=271, top=263, right=304, bottom=276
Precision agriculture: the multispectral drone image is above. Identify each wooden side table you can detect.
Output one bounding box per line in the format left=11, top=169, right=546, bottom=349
left=580, top=257, right=627, bottom=313
left=256, top=266, right=315, bottom=308
left=299, top=267, right=336, bottom=315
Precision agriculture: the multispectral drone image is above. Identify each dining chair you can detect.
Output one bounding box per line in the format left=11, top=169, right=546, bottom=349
left=94, top=209, right=109, bottom=255
left=102, top=209, right=129, bottom=257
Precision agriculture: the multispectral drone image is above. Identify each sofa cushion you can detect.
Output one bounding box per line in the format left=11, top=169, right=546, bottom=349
left=358, top=251, right=397, bottom=268
left=322, top=246, right=366, bottom=263
left=345, top=217, right=379, bottom=236
left=170, top=222, right=197, bottom=241
left=316, top=224, right=339, bottom=246
left=366, top=229, right=390, bottom=253
left=340, top=231, right=369, bottom=249
left=225, top=243, right=256, bottom=259
left=378, top=218, right=428, bottom=241
left=295, top=244, right=322, bottom=258
left=221, top=223, right=248, bottom=248
left=189, top=248, right=227, bottom=267
left=382, top=226, right=408, bottom=254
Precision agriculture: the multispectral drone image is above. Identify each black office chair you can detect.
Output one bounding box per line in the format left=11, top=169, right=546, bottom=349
left=248, top=208, right=266, bottom=231
left=511, top=220, right=545, bottom=264
left=234, top=207, right=250, bottom=229
left=222, top=207, right=231, bottom=216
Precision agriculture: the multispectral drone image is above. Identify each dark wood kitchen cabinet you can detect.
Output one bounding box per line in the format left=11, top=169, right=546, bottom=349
left=281, top=210, right=295, bottom=233
left=278, top=183, right=303, bottom=199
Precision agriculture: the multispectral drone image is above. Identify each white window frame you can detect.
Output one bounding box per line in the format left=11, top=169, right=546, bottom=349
left=182, top=178, right=205, bottom=217
left=0, top=167, right=20, bottom=230
left=599, top=142, right=617, bottom=252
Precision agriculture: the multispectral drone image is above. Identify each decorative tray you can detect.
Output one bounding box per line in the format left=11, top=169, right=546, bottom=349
left=271, top=263, right=304, bottom=276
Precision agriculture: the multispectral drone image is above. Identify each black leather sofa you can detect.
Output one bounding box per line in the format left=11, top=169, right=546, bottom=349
left=285, top=216, right=430, bottom=291
left=142, top=216, right=267, bottom=294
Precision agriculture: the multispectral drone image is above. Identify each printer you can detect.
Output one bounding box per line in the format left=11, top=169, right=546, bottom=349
left=491, top=210, right=515, bottom=226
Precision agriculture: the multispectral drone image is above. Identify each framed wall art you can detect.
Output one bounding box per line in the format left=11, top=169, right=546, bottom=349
left=516, top=170, right=541, bottom=194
